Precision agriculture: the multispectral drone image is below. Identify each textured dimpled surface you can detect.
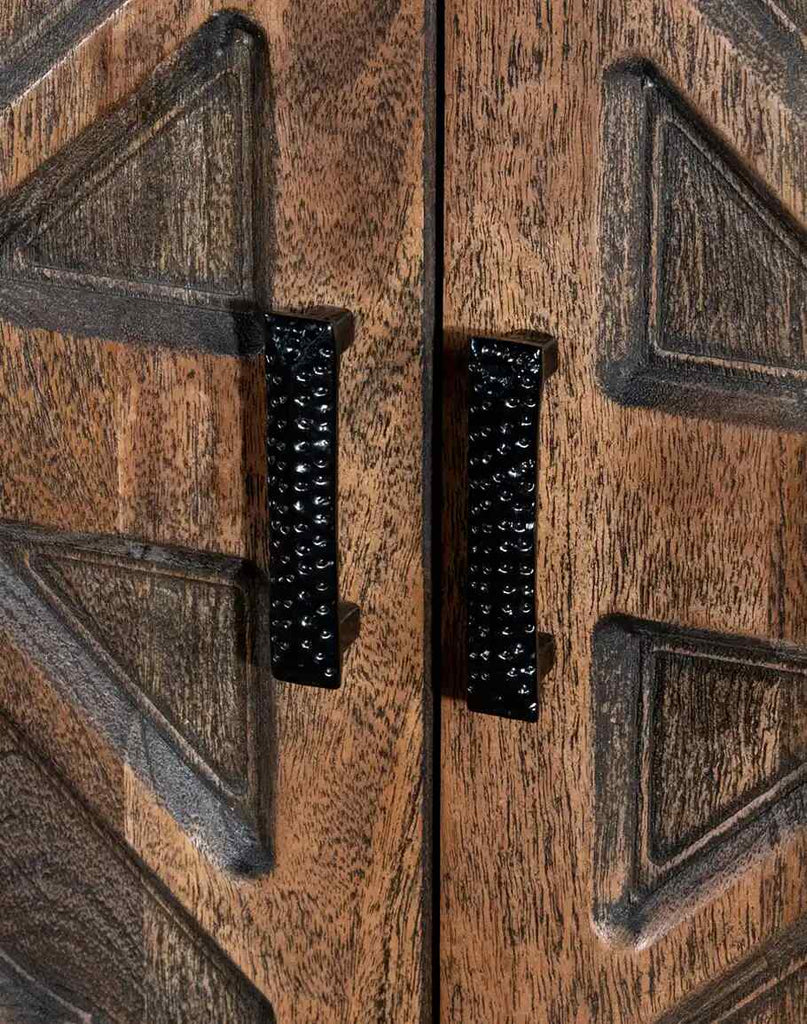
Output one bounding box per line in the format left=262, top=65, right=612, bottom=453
left=266, top=314, right=341, bottom=687
left=466, top=334, right=549, bottom=720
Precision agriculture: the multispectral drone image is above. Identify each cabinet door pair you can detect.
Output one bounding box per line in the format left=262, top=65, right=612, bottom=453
left=0, top=1, right=803, bottom=1021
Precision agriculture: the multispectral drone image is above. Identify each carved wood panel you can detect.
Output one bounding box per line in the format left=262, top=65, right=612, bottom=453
left=441, top=0, right=806, bottom=1019
left=600, top=63, right=807, bottom=428
left=0, top=712, right=274, bottom=1023
left=0, top=523, right=271, bottom=872
left=594, top=617, right=807, bottom=946
left=0, top=0, right=431, bottom=1020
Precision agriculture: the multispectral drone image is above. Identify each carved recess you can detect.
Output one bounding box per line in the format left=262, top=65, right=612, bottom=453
left=0, top=523, right=272, bottom=873
left=0, top=712, right=275, bottom=1023
left=0, top=11, right=267, bottom=355
left=657, top=916, right=807, bottom=1023
left=0, top=12, right=274, bottom=869
left=690, top=0, right=806, bottom=113
left=599, top=64, right=807, bottom=429
left=0, top=0, right=126, bottom=108
left=593, top=616, right=807, bottom=946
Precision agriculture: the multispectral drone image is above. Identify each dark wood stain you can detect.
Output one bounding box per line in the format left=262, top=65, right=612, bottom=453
left=657, top=915, right=807, bottom=1023
left=0, top=713, right=275, bottom=1023
left=0, top=0, right=126, bottom=108
left=599, top=64, right=807, bottom=429
left=593, top=616, right=807, bottom=947
left=0, top=521, right=272, bottom=873
left=0, top=13, right=268, bottom=354
left=441, top=0, right=807, bottom=1020
left=0, top=0, right=431, bottom=1020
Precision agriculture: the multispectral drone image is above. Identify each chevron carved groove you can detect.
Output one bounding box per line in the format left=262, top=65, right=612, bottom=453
left=0, top=523, right=272, bottom=873
left=593, top=616, right=807, bottom=947
left=0, top=12, right=267, bottom=355
left=0, top=712, right=275, bottom=1023
left=0, top=0, right=126, bottom=107
left=599, top=64, right=807, bottom=428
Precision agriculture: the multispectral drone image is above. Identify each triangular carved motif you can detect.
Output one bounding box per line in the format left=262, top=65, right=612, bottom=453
left=599, top=66, right=807, bottom=429
left=0, top=715, right=274, bottom=1022
left=31, top=550, right=251, bottom=790
left=652, top=109, right=807, bottom=370
left=0, top=12, right=261, bottom=311
left=0, top=524, right=271, bottom=873
left=593, top=617, right=807, bottom=945
left=648, top=645, right=807, bottom=863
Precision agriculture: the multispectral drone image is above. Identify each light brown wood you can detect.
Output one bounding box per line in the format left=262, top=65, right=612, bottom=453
left=442, top=0, right=806, bottom=1020
left=0, top=1, right=432, bottom=1020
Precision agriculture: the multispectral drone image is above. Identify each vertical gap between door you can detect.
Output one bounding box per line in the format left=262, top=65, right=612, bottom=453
left=421, top=0, right=445, bottom=1020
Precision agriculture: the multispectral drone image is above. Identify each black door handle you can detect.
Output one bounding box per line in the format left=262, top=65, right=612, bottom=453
left=466, top=331, right=557, bottom=720
left=266, top=308, right=359, bottom=688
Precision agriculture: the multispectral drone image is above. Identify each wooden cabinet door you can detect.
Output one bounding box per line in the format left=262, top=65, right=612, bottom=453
left=442, top=0, right=806, bottom=1021
left=0, top=2, right=432, bottom=1022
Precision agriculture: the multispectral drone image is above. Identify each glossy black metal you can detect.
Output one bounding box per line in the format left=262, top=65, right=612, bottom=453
left=466, top=331, right=557, bottom=720
left=265, top=308, right=359, bottom=688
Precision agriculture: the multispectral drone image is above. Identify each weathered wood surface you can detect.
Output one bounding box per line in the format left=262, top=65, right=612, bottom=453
left=0, top=712, right=275, bottom=1024
left=0, top=0, right=432, bottom=1020
left=441, top=0, right=806, bottom=1020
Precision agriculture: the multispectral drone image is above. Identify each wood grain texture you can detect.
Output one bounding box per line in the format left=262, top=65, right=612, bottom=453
left=689, top=0, right=806, bottom=112
left=0, top=713, right=274, bottom=1024
left=656, top=915, right=807, bottom=1023
left=599, top=64, right=807, bottom=428
left=0, top=0, right=125, bottom=108
left=441, top=0, right=806, bottom=1020
left=0, top=13, right=268, bottom=354
left=593, top=617, right=807, bottom=947
left=0, top=0, right=431, bottom=1021
left=0, top=522, right=271, bottom=872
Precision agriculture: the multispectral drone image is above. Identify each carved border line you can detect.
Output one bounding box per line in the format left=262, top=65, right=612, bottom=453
left=593, top=615, right=807, bottom=948
left=690, top=0, right=806, bottom=114
left=0, top=12, right=267, bottom=355
left=0, top=712, right=275, bottom=1022
left=0, top=521, right=272, bottom=874
left=656, top=915, right=807, bottom=1023
left=0, top=0, right=126, bottom=110
left=598, top=63, right=807, bottom=430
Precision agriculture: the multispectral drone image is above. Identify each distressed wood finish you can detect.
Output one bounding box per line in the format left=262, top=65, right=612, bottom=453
left=0, top=522, right=272, bottom=872
left=0, top=712, right=274, bottom=1024
left=593, top=617, right=807, bottom=947
left=600, top=64, right=807, bottom=428
left=0, top=1, right=431, bottom=1021
left=442, top=0, right=806, bottom=1022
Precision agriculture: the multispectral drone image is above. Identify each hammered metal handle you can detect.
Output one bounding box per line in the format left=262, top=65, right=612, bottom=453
left=265, top=308, right=359, bottom=688
left=466, top=331, right=557, bottom=720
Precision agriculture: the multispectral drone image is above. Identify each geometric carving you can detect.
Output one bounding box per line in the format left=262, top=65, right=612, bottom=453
left=656, top=916, right=807, bottom=1023
left=593, top=616, right=807, bottom=946
left=0, top=0, right=125, bottom=108
left=34, top=552, right=252, bottom=786
left=688, top=1, right=806, bottom=115
left=0, top=523, right=271, bottom=873
left=650, top=648, right=807, bottom=863
left=0, top=959, right=89, bottom=1024
left=0, top=13, right=267, bottom=356
left=0, top=713, right=275, bottom=1023
left=599, top=64, right=807, bottom=429
left=658, top=123, right=804, bottom=367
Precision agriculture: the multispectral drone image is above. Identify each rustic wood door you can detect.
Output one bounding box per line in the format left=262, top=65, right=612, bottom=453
left=0, top=2, right=432, bottom=1022
left=441, top=0, right=807, bottom=1021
